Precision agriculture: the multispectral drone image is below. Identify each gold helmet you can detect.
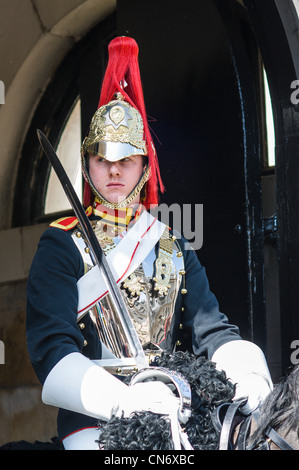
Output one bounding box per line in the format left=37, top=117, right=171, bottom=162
left=81, top=94, right=151, bottom=209
left=82, top=94, right=147, bottom=161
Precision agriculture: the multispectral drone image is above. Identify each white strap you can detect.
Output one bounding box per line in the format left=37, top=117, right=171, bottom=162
left=179, top=428, right=194, bottom=450
left=77, top=211, right=166, bottom=319
left=169, top=410, right=182, bottom=450
left=169, top=410, right=194, bottom=450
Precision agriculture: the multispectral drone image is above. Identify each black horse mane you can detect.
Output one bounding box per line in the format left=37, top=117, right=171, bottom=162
left=0, top=436, right=63, bottom=450
left=97, top=351, right=236, bottom=450
left=248, top=364, right=299, bottom=449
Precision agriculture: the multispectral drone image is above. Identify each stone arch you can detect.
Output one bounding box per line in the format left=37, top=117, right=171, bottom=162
left=0, top=0, right=115, bottom=230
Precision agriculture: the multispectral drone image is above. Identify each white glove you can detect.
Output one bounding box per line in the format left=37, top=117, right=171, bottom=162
left=212, top=340, right=273, bottom=415
left=42, top=352, right=179, bottom=421
left=232, top=372, right=273, bottom=415
left=113, top=380, right=180, bottom=418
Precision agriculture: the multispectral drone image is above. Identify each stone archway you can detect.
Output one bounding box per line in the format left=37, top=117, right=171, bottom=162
left=0, top=0, right=115, bottom=231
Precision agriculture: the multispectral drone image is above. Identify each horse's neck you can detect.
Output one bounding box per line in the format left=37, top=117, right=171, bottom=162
left=245, top=418, right=299, bottom=450
left=276, top=427, right=299, bottom=450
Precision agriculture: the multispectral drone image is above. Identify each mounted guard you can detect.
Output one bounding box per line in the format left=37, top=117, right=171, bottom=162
left=27, top=36, right=273, bottom=450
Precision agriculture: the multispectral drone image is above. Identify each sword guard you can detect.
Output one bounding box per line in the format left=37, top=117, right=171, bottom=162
left=129, top=366, right=192, bottom=423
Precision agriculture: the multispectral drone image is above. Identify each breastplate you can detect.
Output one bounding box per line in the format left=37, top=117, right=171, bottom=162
left=72, top=221, right=185, bottom=373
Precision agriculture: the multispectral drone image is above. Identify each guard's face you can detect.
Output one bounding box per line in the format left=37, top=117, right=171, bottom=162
left=88, top=154, right=145, bottom=205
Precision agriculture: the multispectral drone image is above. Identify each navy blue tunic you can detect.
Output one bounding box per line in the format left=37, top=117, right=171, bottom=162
left=26, top=221, right=241, bottom=440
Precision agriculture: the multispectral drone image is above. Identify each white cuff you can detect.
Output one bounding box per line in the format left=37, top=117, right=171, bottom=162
left=42, top=352, right=127, bottom=421
left=212, top=340, right=273, bottom=412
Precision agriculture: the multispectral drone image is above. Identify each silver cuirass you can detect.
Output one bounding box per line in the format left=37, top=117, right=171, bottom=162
left=72, top=219, right=185, bottom=374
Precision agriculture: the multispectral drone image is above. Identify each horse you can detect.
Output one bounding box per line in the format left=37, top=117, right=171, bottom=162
left=246, top=363, right=299, bottom=450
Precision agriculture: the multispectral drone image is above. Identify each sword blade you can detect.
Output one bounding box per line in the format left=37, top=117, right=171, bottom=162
left=37, top=129, right=147, bottom=370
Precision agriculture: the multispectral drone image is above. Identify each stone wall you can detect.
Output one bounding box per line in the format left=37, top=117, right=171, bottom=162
left=0, top=223, right=58, bottom=445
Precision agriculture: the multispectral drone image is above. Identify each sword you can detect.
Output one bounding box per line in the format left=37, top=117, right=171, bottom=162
left=36, top=129, right=148, bottom=371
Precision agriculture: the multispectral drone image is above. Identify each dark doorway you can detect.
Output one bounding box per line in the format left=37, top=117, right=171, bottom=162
left=117, top=0, right=267, bottom=357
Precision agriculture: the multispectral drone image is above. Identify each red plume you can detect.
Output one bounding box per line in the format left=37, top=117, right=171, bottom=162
left=83, top=36, right=164, bottom=209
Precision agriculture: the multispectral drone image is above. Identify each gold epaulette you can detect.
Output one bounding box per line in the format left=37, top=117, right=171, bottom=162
left=49, top=206, right=93, bottom=231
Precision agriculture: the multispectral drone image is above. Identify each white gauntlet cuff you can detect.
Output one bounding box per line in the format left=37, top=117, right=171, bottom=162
left=42, top=352, right=127, bottom=421
left=212, top=340, right=273, bottom=413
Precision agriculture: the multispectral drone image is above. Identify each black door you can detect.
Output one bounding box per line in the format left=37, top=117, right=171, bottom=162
left=117, top=0, right=267, bottom=351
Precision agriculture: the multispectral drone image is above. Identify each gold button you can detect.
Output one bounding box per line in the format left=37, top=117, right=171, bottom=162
left=171, top=235, right=177, bottom=241
left=181, top=307, right=185, bottom=312
left=176, top=251, right=183, bottom=258
left=76, top=231, right=82, bottom=238
left=179, top=323, right=183, bottom=329
left=179, top=269, right=186, bottom=275
left=79, top=323, right=85, bottom=329
left=181, top=288, right=187, bottom=295
left=83, top=340, right=88, bottom=346
left=84, top=247, right=90, bottom=253
left=176, top=340, right=182, bottom=346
